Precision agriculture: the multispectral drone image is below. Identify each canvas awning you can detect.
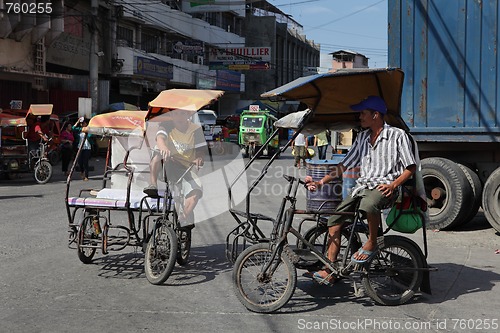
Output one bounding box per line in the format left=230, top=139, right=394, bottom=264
left=147, top=89, right=224, bottom=120
left=261, top=68, right=408, bottom=131
left=85, top=110, right=148, bottom=137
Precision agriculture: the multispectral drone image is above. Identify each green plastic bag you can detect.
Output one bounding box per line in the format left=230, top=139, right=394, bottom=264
left=385, top=201, right=423, bottom=234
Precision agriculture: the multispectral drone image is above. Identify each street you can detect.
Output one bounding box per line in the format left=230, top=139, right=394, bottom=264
left=0, top=149, right=499, bottom=333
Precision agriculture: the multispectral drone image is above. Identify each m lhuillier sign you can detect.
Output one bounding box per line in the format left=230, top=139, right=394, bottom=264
left=209, top=47, right=271, bottom=70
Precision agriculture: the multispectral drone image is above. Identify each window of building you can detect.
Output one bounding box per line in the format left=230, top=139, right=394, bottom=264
left=117, top=25, right=134, bottom=47
left=141, top=33, right=158, bottom=53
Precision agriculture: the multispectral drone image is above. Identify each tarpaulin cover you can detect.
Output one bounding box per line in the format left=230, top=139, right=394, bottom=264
left=85, top=110, right=147, bottom=137
left=147, top=89, right=224, bottom=120
left=262, top=68, right=408, bottom=131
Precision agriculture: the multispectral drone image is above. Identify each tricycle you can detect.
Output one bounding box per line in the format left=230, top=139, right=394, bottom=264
left=226, top=68, right=435, bottom=313
left=0, top=105, right=55, bottom=183
left=238, top=107, right=279, bottom=159
left=65, top=89, right=224, bottom=285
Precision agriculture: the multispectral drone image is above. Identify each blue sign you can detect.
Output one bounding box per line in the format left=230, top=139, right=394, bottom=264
left=216, top=69, right=241, bottom=92
left=135, top=56, right=173, bottom=79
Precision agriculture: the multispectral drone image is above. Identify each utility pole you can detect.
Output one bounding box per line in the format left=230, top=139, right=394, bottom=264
left=89, top=0, right=99, bottom=115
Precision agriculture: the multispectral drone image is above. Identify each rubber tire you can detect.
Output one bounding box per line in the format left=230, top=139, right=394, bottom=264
left=176, top=228, right=192, bottom=266
left=248, top=145, right=255, bottom=159
left=456, top=163, right=483, bottom=225
left=297, top=225, right=361, bottom=264
left=145, top=224, right=178, bottom=285
left=482, top=166, right=500, bottom=233
left=421, top=157, right=473, bottom=229
left=77, top=218, right=97, bottom=264
left=232, top=243, right=297, bottom=313
left=34, top=160, right=53, bottom=184
left=362, top=235, right=424, bottom=306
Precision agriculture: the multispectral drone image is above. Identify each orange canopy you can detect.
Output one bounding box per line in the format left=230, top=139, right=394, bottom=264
left=85, top=110, right=147, bottom=137
left=147, top=89, right=224, bottom=120
left=28, top=104, right=53, bottom=116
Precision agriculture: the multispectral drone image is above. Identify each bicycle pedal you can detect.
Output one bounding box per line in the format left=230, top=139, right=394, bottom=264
left=353, top=281, right=364, bottom=297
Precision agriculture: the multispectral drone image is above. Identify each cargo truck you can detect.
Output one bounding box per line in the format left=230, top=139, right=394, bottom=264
left=388, top=0, right=500, bottom=231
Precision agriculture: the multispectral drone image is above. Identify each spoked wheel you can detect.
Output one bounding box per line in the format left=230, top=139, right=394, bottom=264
left=176, top=228, right=192, bottom=266
left=34, top=160, right=52, bottom=184
left=297, top=224, right=361, bottom=265
left=232, top=243, right=297, bottom=313
left=145, top=223, right=178, bottom=285
left=77, top=218, right=98, bottom=264
left=362, top=235, right=424, bottom=305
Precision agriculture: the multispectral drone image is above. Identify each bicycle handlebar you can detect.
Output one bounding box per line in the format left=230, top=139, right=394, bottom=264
left=282, top=174, right=306, bottom=185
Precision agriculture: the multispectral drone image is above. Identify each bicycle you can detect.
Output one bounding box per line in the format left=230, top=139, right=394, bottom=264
left=143, top=156, right=197, bottom=285
left=29, top=138, right=53, bottom=184
left=230, top=174, right=432, bottom=313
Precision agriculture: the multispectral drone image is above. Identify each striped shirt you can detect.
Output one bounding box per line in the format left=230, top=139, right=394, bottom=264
left=341, top=123, right=416, bottom=196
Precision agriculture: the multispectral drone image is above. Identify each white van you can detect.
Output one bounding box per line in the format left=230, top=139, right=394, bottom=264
left=192, top=110, right=221, bottom=142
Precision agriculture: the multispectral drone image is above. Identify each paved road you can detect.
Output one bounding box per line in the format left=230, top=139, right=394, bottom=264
left=0, top=150, right=499, bottom=333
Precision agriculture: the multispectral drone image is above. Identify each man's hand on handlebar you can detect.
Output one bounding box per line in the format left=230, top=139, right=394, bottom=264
left=159, top=148, right=171, bottom=160
left=305, top=175, right=324, bottom=191
left=193, top=157, right=204, bottom=170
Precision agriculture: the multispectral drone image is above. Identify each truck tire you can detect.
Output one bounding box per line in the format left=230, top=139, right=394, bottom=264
left=421, top=158, right=473, bottom=230
left=482, top=166, right=500, bottom=233
left=456, top=163, right=483, bottom=225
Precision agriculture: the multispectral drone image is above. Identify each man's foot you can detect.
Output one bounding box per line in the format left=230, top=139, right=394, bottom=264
left=83, top=177, right=89, bottom=181
left=311, top=270, right=335, bottom=286
left=303, top=270, right=335, bottom=287
left=352, top=242, right=378, bottom=263
left=143, top=184, right=158, bottom=197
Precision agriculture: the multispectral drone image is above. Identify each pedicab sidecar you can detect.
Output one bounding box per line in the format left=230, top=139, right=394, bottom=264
left=226, top=68, right=435, bottom=313
left=65, top=88, right=225, bottom=285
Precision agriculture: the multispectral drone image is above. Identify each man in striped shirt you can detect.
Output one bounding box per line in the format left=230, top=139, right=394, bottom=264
left=305, top=96, right=416, bottom=285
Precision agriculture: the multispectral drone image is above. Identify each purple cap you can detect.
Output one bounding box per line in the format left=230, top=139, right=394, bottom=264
left=350, top=96, right=387, bottom=114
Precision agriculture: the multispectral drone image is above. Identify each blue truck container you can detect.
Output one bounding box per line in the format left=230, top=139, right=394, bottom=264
left=388, top=0, right=500, bottom=231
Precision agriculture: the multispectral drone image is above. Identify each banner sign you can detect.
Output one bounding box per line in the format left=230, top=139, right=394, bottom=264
left=173, top=40, right=204, bottom=55
left=209, top=47, right=271, bottom=70
left=216, top=70, right=241, bottom=92
left=135, top=56, right=173, bottom=79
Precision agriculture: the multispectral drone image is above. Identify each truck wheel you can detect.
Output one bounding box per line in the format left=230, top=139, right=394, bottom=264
left=421, top=158, right=473, bottom=230
left=456, top=163, right=483, bottom=225
left=482, top=166, right=500, bottom=233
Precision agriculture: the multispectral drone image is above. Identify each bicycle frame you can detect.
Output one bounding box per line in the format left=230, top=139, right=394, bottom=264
left=255, top=175, right=364, bottom=280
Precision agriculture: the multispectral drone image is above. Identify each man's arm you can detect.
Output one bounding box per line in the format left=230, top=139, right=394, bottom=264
left=377, top=164, right=416, bottom=197
left=306, top=163, right=346, bottom=190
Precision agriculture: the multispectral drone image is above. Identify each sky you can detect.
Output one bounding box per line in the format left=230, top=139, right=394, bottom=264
left=268, top=0, right=388, bottom=71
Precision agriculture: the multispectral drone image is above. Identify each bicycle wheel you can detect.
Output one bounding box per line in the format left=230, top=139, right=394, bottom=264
left=34, top=160, right=52, bottom=184
left=77, top=218, right=98, bottom=264
left=362, top=235, right=424, bottom=305
left=145, top=223, right=178, bottom=285
left=232, top=243, right=297, bottom=313
left=176, top=228, right=191, bottom=266
left=297, top=225, right=361, bottom=264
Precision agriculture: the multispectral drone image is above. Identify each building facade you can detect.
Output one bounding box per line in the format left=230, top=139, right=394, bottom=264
left=0, top=0, right=319, bottom=116
left=329, top=50, right=369, bottom=72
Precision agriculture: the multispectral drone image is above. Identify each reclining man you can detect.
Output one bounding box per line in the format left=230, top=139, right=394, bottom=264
left=143, top=108, right=207, bottom=229
left=305, top=96, right=416, bottom=286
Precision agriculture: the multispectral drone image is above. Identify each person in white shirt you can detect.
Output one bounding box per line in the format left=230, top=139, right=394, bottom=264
left=291, top=131, right=307, bottom=168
